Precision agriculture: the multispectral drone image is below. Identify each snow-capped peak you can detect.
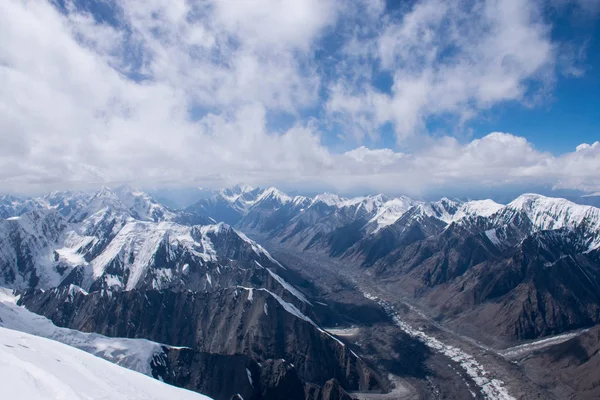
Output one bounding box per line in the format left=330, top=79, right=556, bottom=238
left=311, top=193, right=345, bottom=207
left=112, top=185, right=176, bottom=222
left=452, top=199, right=505, bottom=221
left=507, top=193, right=600, bottom=233
left=342, top=194, right=388, bottom=214
left=367, top=196, right=416, bottom=233
left=219, top=184, right=256, bottom=203
left=292, top=195, right=310, bottom=206
left=256, top=187, right=292, bottom=204
left=94, top=186, right=120, bottom=200
left=233, top=183, right=254, bottom=193
left=423, top=198, right=463, bottom=223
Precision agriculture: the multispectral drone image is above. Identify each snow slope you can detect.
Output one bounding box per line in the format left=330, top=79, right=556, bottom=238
left=0, top=288, right=165, bottom=376
left=452, top=199, right=504, bottom=221
left=0, top=326, right=211, bottom=400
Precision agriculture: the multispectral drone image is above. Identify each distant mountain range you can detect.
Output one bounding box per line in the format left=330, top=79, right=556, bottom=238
left=188, top=185, right=600, bottom=342
left=2, top=184, right=600, bottom=399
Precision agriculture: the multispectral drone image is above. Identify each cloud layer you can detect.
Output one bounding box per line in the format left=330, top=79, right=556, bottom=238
left=0, top=0, right=598, bottom=196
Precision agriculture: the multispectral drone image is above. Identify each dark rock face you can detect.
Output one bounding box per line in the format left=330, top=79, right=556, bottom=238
left=0, top=187, right=381, bottom=398
left=5, top=187, right=600, bottom=399
left=213, top=191, right=600, bottom=343
left=343, top=207, right=448, bottom=267
left=305, top=379, right=355, bottom=400
left=19, top=287, right=381, bottom=395
left=368, top=223, right=600, bottom=341
left=152, top=348, right=305, bottom=400
left=271, top=203, right=377, bottom=257
left=519, top=326, right=600, bottom=400
left=258, top=359, right=306, bottom=400
left=0, top=200, right=313, bottom=317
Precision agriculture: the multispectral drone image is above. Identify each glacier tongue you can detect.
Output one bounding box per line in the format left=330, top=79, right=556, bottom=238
left=363, top=292, right=515, bottom=400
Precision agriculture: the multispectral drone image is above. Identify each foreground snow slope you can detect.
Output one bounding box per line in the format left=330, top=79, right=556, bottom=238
left=0, top=326, right=212, bottom=400
left=0, top=288, right=164, bottom=376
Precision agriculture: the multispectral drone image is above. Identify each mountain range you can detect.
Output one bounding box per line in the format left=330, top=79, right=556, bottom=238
left=1, top=184, right=600, bottom=399
left=188, top=185, right=600, bottom=343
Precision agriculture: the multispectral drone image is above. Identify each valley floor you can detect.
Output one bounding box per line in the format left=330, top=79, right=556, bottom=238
left=251, top=234, right=578, bottom=400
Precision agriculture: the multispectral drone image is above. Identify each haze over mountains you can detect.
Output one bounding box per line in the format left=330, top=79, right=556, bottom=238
left=1, top=184, right=600, bottom=399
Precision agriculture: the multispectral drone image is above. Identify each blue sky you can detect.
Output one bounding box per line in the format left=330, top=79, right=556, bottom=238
left=0, top=0, right=599, bottom=197
left=472, top=3, right=600, bottom=154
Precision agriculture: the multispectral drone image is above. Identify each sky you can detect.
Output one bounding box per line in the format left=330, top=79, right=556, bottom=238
left=1, top=0, right=599, bottom=198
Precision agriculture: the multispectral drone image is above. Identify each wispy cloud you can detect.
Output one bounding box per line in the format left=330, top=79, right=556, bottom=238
left=327, top=0, right=555, bottom=140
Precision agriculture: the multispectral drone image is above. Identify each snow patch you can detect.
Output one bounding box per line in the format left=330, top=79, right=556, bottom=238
left=265, top=268, right=311, bottom=305
left=485, top=229, right=502, bottom=247
left=246, top=368, right=253, bottom=387
left=499, top=329, right=588, bottom=360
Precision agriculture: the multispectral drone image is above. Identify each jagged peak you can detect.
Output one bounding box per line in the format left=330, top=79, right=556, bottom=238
left=92, top=186, right=119, bottom=200
left=433, top=196, right=462, bottom=207
left=1, top=193, right=23, bottom=203
left=311, top=192, right=345, bottom=207
left=257, top=187, right=292, bottom=204
left=232, top=183, right=254, bottom=193
left=113, top=184, right=145, bottom=197
left=366, top=196, right=416, bottom=233
left=199, top=221, right=231, bottom=235
left=218, top=184, right=260, bottom=204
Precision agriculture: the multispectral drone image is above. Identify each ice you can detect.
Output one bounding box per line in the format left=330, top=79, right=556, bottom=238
left=364, top=292, right=515, bottom=400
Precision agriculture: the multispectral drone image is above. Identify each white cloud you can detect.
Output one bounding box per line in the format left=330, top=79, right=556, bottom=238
left=325, top=133, right=600, bottom=195
left=327, top=0, right=555, bottom=140
left=0, top=0, right=598, bottom=196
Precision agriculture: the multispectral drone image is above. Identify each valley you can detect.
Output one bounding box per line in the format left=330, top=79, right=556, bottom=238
left=256, top=240, right=561, bottom=400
